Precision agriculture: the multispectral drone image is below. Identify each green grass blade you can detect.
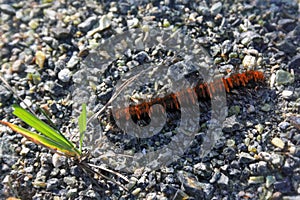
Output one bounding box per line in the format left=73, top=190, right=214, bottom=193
left=0, top=120, right=79, bottom=157
left=12, top=104, right=81, bottom=155
left=78, top=104, right=87, bottom=153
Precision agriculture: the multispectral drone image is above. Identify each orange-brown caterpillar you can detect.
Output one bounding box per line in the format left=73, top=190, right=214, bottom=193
left=113, top=70, right=264, bottom=120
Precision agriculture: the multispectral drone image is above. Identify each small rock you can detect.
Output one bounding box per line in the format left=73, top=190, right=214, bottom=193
left=66, top=188, right=78, bottom=198
left=274, top=179, right=292, bottom=194
left=35, top=51, right=46, bottom=68
left=210, top=2, right=222, bottom=15
left=266, top=176, right=276, bottom=188
left=276, top=70, right=294, bottom=85
left=47, top=178, right=59, bottom=191
left=261, top=104, right=271, bottom=112
left=63, top=176, right=77, bottom=187
left=271, top=137, right=285, bottom=149
left=52, top=27, right=71, bottom=39
left=20, top=146, right=30, bottom=156
left=217, top=173, right=229, bottom=186
left=133, top=51, right=150, bottom=64
left=132, top=188, right=141, bottom=196
left=222, top=115, right=242, bottom=133
left=282, top=90, right=293, bottom=99
left=178, top=171, right=214, bottom=199
left=288, top=55, right=300, bottom=74
left=78, top=16, right=97, bottom=32
left=67, top=54, right=79, bottom=69
left=288, top=116, right=300, bottom=130
left=58, top=68, right=72, bottom=82
left=0, top=85, right=12, bottom=102
left=127, top=18, right=139, bottom=28
left=248, top=176, right=264, bottom=184
left=276, top=40, right=297, bottom=55
left=52, top=153, right=66, bottom=168
left=278, top=121, right=290, bottom=131
left=247, top=105, right=255, bottom=113
left=278, top=19, right=297, bottom=32
left=0, top=4, right=16, bottom=15
left=255, top=124, right=264, bottom=134
left=238, top=152, right=255, bottom=164
left=12, top=59, right=24, bottom=72
left=242, top=55, right=256, bottom=68
left=29, top=19, right=39, bottom=30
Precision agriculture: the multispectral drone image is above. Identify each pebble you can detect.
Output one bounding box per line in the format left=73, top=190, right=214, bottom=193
left=0, top=4, right=16, bottom=15
left=288, top=55, right=300, bottom=73
left=274, top=179, right=292, bottom=194
left=78, top=16, right=97, bottom=32
left=217, top=173, right=229, bottom=186
left=58, top=68, right=72, bottom=82
left=66, top=188, right=78, bottom=198
left=278, top=121, right=290, bottom=131
left=67, top=54, right=79, bottom=69
left=52, top=153, right=66, bottom=168
left=275, top=70, right=294, bottom=85
left=210, top=2, right=222, bottom=15
left=177, top=171, right=214, bottom=199
left=288, top=116, right=300, bottom=130
left=248, top=176, right=264, bottom=184
left=35, top=51, right=46, bottom=68
left=222, top=115, right=242, bottom=133
left=247, top=105, right=255, bottom=113
left=266, top=175, right=276, bottom=188
left=52, top=27, right=71, bottom=39
left=0, top=85, right=12, bottom=102
left=271, top=137, right=285, bottom=149
left=46, top=178, right=59, bottom=191
left=63, top=176, right=77, bottom=187
left=261, top=103, right=271, bottom=112
left=282, top=90, right=293, bottom=100
left=132, top=188, right=142, bottom=196
left=20, top=146, right=30, bottom=156
left=238, top=152, right=255, bottom=164
left=242, top=55, right=256, bottom=68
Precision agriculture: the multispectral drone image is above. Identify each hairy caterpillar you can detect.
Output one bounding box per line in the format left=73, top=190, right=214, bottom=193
left=112, top=70, right=265, bottom=121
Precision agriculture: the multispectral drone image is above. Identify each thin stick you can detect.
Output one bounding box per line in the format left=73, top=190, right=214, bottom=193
left=87, top=163, right=130, bottom=183
left=78, top=161, right=129, bottom=192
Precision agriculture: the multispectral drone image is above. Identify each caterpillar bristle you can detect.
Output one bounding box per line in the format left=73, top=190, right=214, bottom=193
left=112, top=70, right=265, bottom=121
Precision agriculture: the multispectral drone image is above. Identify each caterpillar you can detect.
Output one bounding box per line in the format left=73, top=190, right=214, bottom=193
left=112, top=70, right=265, bottom=121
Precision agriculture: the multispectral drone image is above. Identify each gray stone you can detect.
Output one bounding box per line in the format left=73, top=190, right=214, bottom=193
left=63, top=176, right=77, bottom=187
left=261, top=103, right=271, bottom=112
left=66, top=188, right=78, bottom=198
left=278, top=121, right=290, bottom=130
left=52, top=27, right=71, bottom=39
left=78, top=16, right=97, bottom=32
left=177, top=171, right=214, bottom=199
left=217, top=173, right=229, bottom=186
left=210, top=2, right=222, bottom=15
left=282, top=90, right=293, bottom=99
left=58, top=68, right=72, bottom=82
left=46, top=178, right=59, bottom=191
left=0, top=4, right=16, bottom=15
left=238, top=152, right=255, bottom=164
left=222, top=115, right=242, bottom=133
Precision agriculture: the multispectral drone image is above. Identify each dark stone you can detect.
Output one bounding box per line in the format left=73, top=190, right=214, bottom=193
left=0, top=4, right=16, bottom=15
left=52, top=27, right=71, bottom=40
left=274, top=178, right=292, bottom=194
left=278, top=19, right=297, bottom=32
left=276, top=40, right=297, bottom=55
left=222, top=115, right=242, bottom=133
left=288, top=55, right=300, bottom=74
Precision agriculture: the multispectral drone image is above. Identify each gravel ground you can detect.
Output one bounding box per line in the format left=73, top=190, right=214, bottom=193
left=0, top=0, right=300, bottom=199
